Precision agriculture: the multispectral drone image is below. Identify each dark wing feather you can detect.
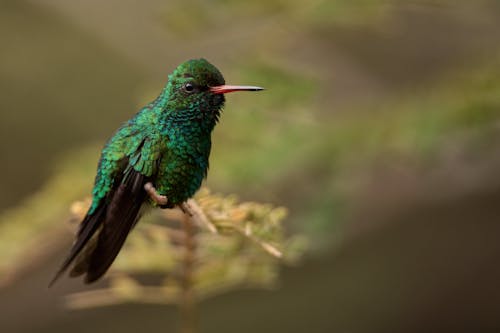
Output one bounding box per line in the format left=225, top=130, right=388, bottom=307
left=83, top=168, right=147, bottom=283
left=48, top=203, right=107, bottom=287
left=50, top=132, right=162, bottom=286
left=49, top=164, right=149, bottom=286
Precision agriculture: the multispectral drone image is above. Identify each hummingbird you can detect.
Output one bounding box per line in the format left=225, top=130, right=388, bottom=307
left=50, top=59, right=263, bottom=286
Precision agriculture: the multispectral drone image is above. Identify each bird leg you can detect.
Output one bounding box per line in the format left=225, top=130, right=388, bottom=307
left=144, top=182, right=169, bottom=207
left=179, top=202, right=193, bottom=216
left=180, top=199, right=217, bottom=234
left=144, top=183, right=216, bottom=233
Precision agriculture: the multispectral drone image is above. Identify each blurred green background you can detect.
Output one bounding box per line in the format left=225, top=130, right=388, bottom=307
left=1, top=0, right=500, bottom=332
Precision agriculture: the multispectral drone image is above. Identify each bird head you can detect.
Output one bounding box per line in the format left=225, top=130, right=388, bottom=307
left=164, top=59, right=263, bottom=116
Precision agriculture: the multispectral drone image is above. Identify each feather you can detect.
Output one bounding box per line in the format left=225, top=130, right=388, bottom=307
left=83, top=168, right=147, bottom=283
left=48, top=203, right=107, bottom=287
left=49, top=162, right=148, bottom=286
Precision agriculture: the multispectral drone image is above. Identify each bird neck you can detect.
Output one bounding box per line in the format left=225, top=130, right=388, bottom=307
left=152, top=87, right=223, bottom=135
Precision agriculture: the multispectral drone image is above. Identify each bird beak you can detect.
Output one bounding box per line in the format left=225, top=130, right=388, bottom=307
left=209, top=85, right=264, bottom=94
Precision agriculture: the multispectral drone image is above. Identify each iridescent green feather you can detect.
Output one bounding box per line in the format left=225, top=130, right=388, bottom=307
left=50, top=58, right=265, bottom=286
left=89, top=58, right=225, bottom=213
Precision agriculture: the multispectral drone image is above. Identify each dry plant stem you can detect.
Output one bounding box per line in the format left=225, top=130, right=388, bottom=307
left=182, top=199, right=217, bottom=233
left=179, top=211, right=197, bottom=333
left=234, top=226, right=283, bottom=258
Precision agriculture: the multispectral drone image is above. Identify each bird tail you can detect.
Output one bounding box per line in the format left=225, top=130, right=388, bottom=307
left=49, top=168, right=147, bottom=286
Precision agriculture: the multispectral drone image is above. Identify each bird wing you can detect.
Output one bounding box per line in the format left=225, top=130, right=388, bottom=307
left=82, top=163, right=147, bottom=283
left=50, top=129, right=164, bottom=286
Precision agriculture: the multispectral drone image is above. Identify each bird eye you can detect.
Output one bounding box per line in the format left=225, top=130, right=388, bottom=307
left=183, top=82, right=195, bottom=93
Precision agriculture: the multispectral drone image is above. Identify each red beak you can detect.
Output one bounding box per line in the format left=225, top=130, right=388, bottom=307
left=209, top=85, right=264, bottom=94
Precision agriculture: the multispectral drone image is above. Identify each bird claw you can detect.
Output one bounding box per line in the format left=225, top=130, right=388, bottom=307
left=180, top=199, right=218, bottom=234
left=144, top=182, right=169, bottom=206
left=144, top=183, right=216, bottom=233
left=179, top=202, right=193, bottom=216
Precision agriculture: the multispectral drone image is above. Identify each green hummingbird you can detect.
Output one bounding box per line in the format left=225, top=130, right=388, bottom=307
left=50, top=58, right=263, bottom=285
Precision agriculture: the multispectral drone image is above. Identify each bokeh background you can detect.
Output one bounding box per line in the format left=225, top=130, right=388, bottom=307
left=2, top=0, right=500, bottom=332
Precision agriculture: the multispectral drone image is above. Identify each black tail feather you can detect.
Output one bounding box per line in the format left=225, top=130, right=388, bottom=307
left=48, top=204, right=107, bottom=287
left=84, top=170, right=147, bottom=283
left=49, top=167, right=148, bottom=286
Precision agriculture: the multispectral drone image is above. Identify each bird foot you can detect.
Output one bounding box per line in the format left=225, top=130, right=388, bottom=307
left=179, top=202, right=193, bottom=216
left=144, top=182, right=169, bottom=206
left=180, top=199, right=217, bottom=234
